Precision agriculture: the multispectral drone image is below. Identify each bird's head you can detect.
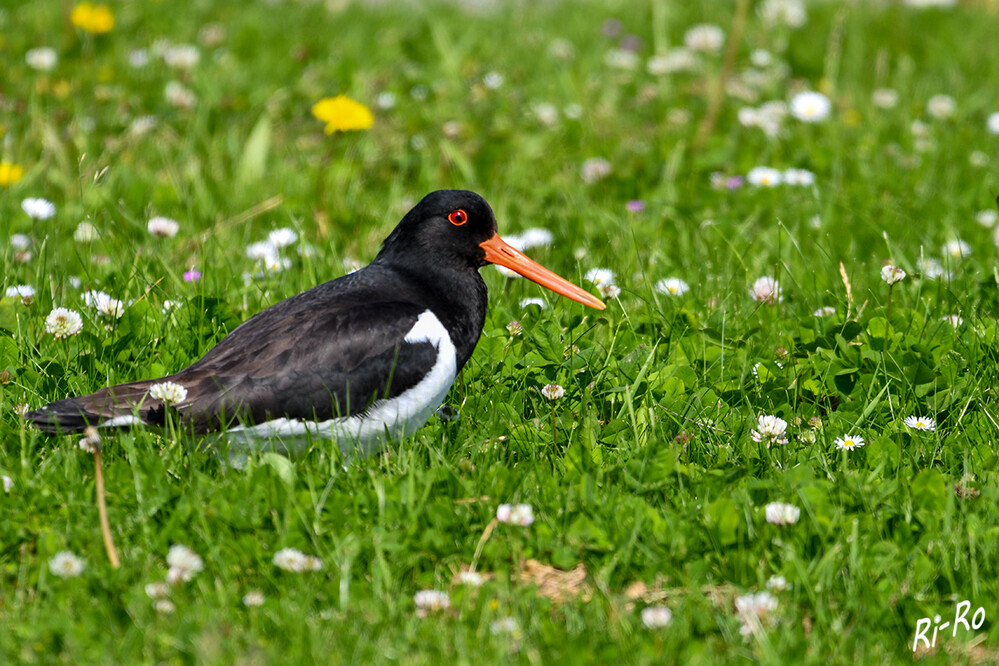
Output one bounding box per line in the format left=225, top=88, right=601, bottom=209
left=379, top=190, right=605, bottom=310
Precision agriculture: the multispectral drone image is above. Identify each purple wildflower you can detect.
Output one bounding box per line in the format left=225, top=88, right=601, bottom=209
left=602, top=19, right=622, bottom=38
left=626, top=200, right=645, bottom=213
left=183, top=268, right=202, bottom=282
left=619, top=34, right=644, bottom=52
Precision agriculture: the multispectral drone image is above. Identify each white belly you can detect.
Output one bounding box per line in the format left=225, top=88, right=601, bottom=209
left=222, top=310, right=458, bottom=457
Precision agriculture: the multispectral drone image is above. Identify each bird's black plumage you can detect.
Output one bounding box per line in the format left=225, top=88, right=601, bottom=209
left=26, top=189, right=603, bottom=446
left=27, top=191, right=493, bottom=437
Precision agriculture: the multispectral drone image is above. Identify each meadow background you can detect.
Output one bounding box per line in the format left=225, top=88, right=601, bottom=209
left=3, top=0, right=999, bottom=662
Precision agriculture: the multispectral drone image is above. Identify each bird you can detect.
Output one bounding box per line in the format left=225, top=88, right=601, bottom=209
left=26, top=190, right=605, bottom=455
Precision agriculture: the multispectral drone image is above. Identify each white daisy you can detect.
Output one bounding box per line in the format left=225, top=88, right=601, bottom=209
left=683, top=24, right=725, bottom=54
left=375, top=92, right=396, bottom=109
left=584, top=268, right=615, bottom=286
left=82, top=290, right=112, bottom=309
left=783, top=168, right=815, bottom=186
left=942, top=314, right=963, bottom=327
left=73, top=222, right=99, bottom=242
left=22, top=198, right=56, bottom=220
left=926, top=94, right=956, bottom=119
left=262, top=256, right=292, bottom=273
left=147, top=217, right=180, bottom=238
left=646, top=48, right=700, bottom=75
left=149, top=381, right=187, bottom=404
left=580, top=157, right=612, bottom=183
left=273, top=547, right=323, bottom=572
left=519, top=228, right=554, bottom=249
left=519, top=298, right=546, bottom=309
left=604, top=48, right=640, bottom=71
left=455, top=571, right=485, bottom=587
left=129, top=49, right=150, bottom=67
left=656, top=278, right=690, bottom=296
left=750, top=49, right=774, bottom=67
left=268, top=228, right=298, bottom=248
left=49, top=551, right=85, bottom=578
left=129, top=115, right=158, bottom=136
left=25, top=47, right=58, bottom=71
left=10, top=234, right=32, bottom=250
left=834, top=434, right=865, bottom=451
left=758, top=0, right=807, bottom=28
left=942, top=239, right=971, bottom=258
left=975, top=210, right=998, bottom=228
left=764, top=502, right=800, bottom=525
left=2, top=476, right=12, bottom=493
left=903, top=416, right=935, bottom=431
left=6, top=285, right=36, bottom=302
left=813, top=306, right=836, bottom=316
left=790, top=91, right=831, bottom=123
left=242, top=590, right=266, bottom=607
left=45, top=307, right=83, bottom=339
left=988, top=112, right=999, bottom=135
left=162, top=44, right=200, bottom=70
left=496, top=503, right=535, bottom=526
left=482, top=72, right=504, bottom=89
left=246, top=241, right=279, bottom=263
left=916, top=257, right=945, bottom=279
left=145, top=582, right=171, bottom=599
left=547, top=38, right=576, bottom=61
left=746, top=167, right=783, bottom=187
left=872, top=88, right=899, bottom=109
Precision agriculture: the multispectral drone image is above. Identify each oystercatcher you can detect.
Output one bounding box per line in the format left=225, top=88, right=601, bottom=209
left=26, top=190, right=605, bottom=454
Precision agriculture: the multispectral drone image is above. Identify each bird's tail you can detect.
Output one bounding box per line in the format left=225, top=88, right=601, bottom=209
left=25, top=380, right=170, bottom=434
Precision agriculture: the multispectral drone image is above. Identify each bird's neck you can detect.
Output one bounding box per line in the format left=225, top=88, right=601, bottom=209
left=375, top=258, right=488, bottom=371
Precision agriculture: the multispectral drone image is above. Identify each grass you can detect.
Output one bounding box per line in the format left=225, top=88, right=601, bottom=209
left=2, top=0, right=999, bottom=663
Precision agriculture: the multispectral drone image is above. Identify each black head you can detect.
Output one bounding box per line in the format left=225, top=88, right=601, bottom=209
left=375, top=190, right=606, bottom=310
left=377, top=190, right=498, bottom=269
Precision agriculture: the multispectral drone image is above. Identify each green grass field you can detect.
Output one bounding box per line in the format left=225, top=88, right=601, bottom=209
left=3, top=0, right=999, bottom=662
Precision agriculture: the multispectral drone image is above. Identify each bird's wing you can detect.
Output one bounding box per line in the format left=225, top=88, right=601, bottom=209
left=177, top=300, right=443, bottom=431
left=27, top=299, right=449, bottom=434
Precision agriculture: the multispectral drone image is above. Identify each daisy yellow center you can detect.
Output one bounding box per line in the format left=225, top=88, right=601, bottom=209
left=842, top=439, right=856, bottom=448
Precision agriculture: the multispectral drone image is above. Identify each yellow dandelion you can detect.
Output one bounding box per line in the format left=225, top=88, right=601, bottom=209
left=70, top=2, right=115, bottom=35
left=311, top=95, right=374, bottom=134
left=0, top=161, right=24, bottom=187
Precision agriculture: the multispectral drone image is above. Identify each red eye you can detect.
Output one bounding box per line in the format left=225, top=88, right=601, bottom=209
left=448, top=209, right=468, bottom=226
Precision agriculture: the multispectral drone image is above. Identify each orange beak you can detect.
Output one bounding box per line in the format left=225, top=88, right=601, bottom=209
left=479, top=235, right=606, bottom=310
